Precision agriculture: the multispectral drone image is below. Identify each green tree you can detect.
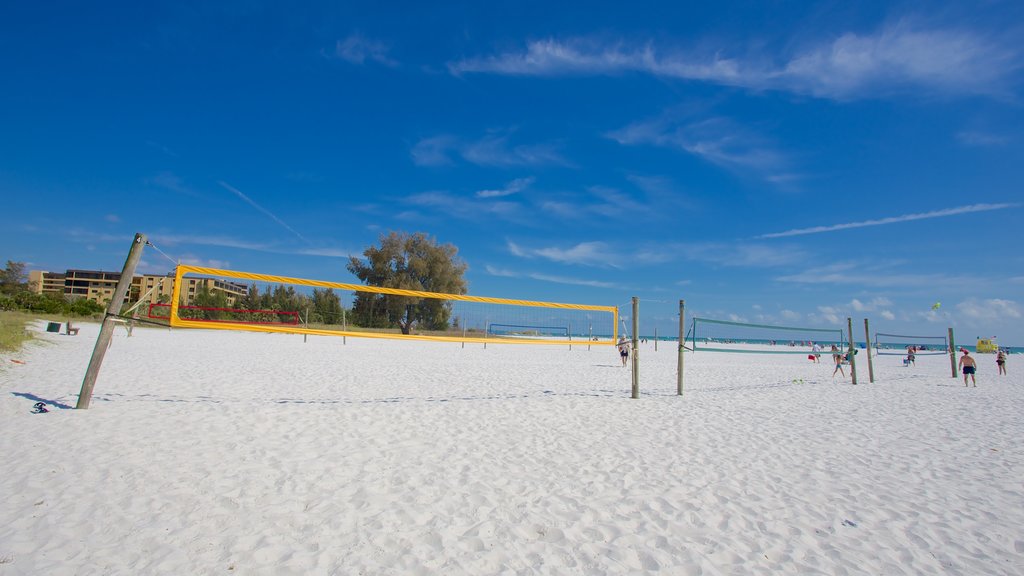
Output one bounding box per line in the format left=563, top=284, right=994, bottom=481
left=346, top=231, right=468, bottom=334
left=311, top=288, right=343, bottom=324
left=191, top=285, right=229, bottom=320
left=0, top=261, right=28, bottom=294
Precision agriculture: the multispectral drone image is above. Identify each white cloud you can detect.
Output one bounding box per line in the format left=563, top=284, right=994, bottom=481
left=476, top=177, right=535, bottom=198
left=462, top=135, right=570, bottom=167
left=956, top=298, right=1022, bottom=321
left=507, top=240, right=617, bottom=268
left=777, top=262, right=981, bottom=288
left=758, top=203, right=1018, bottom=239
left=881, top=310, right=896, bottom=321
left=147, top=171, right=203, bottom=198
left=448, top=23, right=1019, bottom=100
left=407, top=191, right=525, bottom=222
left=335, top=34, right=397, bottom=67
left=484, top=264, right=622, bottom=289
left=957, top=131, right=1010, bottom=147
left=411, top=133, right=570, bottom=168
left=180, top=256, right=231, bottom=269
left=608, top=114, right=788, bottom=178
left=681, top=242, right=806, bottom=268
left=851, top=297, right=893, bottom=312
left=410, top=135, right=457, bottom=166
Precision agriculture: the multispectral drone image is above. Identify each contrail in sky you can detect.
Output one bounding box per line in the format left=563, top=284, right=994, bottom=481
left=218, top=181, right=310, bottom=244
left=757, top=203, right=1018, bottom=239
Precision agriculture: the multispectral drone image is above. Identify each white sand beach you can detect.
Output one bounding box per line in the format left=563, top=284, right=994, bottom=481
left=2, top=321, right=1023, bottom=575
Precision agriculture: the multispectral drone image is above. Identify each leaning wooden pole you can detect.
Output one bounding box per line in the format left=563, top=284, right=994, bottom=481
left=77, top=233, right=147, bottom=409
left=847, top=317, right=858, bottom=385
left=948, top=327, right=957, bottom=378
left=677, top=299, right=685, bottom=396
left=631, top=297, right=640, bottom=399
left=864, top=318, right=875, bottom=383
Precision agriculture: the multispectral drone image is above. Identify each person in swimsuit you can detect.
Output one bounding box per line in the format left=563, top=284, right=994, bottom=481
left=996, top=349, right=1007, bottom=376
left=831, top=344, right=845, bottom=378
left=618, top=338, right=630, bottom=367
left=958, top=350, right=977, bottom=387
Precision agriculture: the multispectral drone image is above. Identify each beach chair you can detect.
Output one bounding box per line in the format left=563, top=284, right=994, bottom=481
left=66, top=321, right=80, bottom=336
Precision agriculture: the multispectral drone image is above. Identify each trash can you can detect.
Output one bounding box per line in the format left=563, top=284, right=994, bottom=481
left=46, top=322, right=61, bottom=333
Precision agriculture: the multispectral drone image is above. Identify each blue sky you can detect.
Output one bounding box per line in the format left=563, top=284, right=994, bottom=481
left=2, top=1, right=1022, bottom=344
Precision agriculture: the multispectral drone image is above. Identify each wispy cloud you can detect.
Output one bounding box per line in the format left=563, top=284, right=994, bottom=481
left=411, top=132, right=570, bottom=168
left=776, top=262, right=981, bottom=289
left=406, top=190, right=526, bottom=223
left=507, top=240, right=618, bottom=268
left=608, top=113, right=790, bottom=179
left=218, top=181, right=310, bottom=244
left=484, top=264, right=622, bottom=289
left=508, top=238, right=803, bottom=271
left=956, top=131, right=1010, bottom=147
left=757, top=203, right=1018, bottom=239
left=104, top=214, right=120, bottom=223
left=335, top=34, right=398, bottom=67
left=152, top=233, right=353, bottom=258
left=147, top=172, right=204, bottom=199
left=678, top=242, right=807, bottom=268
left=410, top=135, right=457, bottom=166
left=476, top=177, right=535, bottom=198
left=449, top=22, right=1020, bottom=100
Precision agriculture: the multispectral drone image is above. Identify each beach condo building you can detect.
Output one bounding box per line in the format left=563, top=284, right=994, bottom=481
left=29, top=269, right=248, bottom=307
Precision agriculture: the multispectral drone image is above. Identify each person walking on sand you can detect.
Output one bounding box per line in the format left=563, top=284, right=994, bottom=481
left=812, top=342, right=822, bottom=363
left=618, top=337, right=630, bottom=367
left=958, top=349, right=977, bottom=387
left=996, top=349, right=1007, bottom=375
left=831, top=344, right=845, bottom=378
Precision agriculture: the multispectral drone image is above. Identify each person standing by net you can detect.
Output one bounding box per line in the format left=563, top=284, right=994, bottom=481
left=618, top=337, right=630, bottom=367
left=996, top=349, right=1007, bottom=376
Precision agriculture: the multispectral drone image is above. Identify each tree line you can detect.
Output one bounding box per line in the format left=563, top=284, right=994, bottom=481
left=0, top=261, right=106, bottom=317
left=2, top=231, right=469, bottom=333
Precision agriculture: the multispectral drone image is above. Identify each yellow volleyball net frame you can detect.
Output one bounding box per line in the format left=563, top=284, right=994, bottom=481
left=169, top=264, right=619, bottom=346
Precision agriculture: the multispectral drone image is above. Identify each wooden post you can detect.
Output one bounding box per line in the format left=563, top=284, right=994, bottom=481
left=303, top=308, right=309, bottom=343
left=654, top=326, right=658, bottom=352
left=77, top=233, right=147, bottom=409
left=631, top=297, right=640, bottom=399
left=461, top=321, right=466, bottom=349
left=588, top=323, right=592, bottom=351
left=948, top=327, right=957, bottom=378
left=568, top=321, right=572, bottom=351
left=847, top=317, right=858, bottom=385
left=677, top=299, right=685, bottom=396
left=864, top=318, right=874, bottom=383
left=342, top=306, right=347, bottom=346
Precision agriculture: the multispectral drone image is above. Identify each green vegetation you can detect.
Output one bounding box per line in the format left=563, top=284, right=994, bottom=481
left=0, top=311, right=35, bottom=353
left=346, top=231, right=468, bottom=334
left=0, top=260, right=105, bottom=355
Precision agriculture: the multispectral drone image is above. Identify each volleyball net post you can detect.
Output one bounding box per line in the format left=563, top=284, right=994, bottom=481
left=948, top=327, right=957, bottom=378
left=78, top=233, right=147, bottom=409
left=864, top=317, right=874, bottom=383
left=677, top=299, right=685, bottom=396
left=631, top=296, right=639, bottom=399
left=847, top=317, right=858, bottom=385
